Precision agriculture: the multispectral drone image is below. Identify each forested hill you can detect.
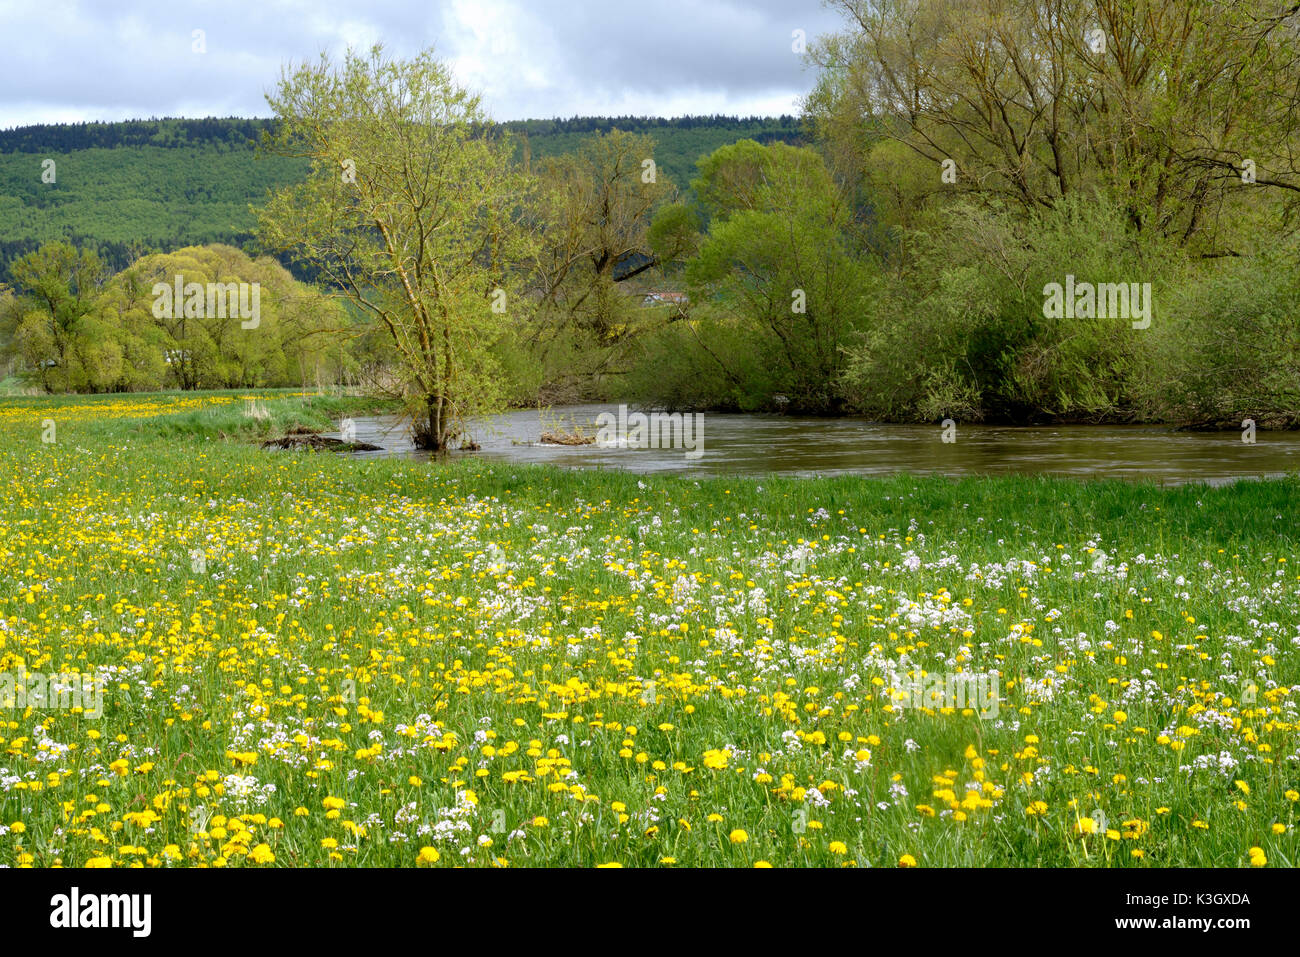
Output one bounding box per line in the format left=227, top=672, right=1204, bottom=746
left=0, top=117, right=275, bottom=153
left=0, top=115, right=804, bottom=278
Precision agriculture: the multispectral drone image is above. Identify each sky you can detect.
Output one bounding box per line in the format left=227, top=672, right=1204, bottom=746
left=0, top=0, right=845, bottom=129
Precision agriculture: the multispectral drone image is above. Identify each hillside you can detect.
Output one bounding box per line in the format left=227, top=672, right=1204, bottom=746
left=0, top=115, right=804, bottom=278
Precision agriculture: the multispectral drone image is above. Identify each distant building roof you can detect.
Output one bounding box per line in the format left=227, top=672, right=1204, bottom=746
left=642, top=292, right=688, bottom=305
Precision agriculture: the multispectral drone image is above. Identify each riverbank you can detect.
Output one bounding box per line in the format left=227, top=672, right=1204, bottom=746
left=0, top=391, right=1298, bottom=867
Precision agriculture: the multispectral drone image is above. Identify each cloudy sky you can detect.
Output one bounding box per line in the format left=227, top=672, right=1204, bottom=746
left=0, top=0, right=844, bottom=129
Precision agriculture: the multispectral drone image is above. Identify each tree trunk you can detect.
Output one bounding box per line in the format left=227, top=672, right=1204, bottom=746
left=412, top=393, right=447, bottom=451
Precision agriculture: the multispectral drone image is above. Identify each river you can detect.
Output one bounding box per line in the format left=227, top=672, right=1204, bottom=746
left=330, top=404, right=1300, bottom=485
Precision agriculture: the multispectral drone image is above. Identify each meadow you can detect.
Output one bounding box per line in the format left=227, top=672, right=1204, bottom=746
left=1, top=391, right=1298, bottom=867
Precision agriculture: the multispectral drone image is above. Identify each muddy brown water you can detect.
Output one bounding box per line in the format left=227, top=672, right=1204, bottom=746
left=327, top=404, right=1300, bottom=486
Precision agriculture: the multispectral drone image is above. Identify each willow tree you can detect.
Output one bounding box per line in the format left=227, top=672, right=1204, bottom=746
left=522, top=129, right=677, bottom=396
left=808, top=0, right=1300, bottom=252
left=256, top=46, right=532, bottom=450
left=683, top=140, right=874, bottom=414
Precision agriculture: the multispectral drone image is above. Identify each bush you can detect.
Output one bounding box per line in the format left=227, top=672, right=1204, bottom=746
left=624, top=306, right=773, bottom=411
left=842, top=195, right=1175, bottom=422
left=1153, top=241, right=1300, bottom=428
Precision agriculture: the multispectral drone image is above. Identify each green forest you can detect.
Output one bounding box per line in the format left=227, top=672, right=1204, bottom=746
left=0, top=115, right=803, bottom=277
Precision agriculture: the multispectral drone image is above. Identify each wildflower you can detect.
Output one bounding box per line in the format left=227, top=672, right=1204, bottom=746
left=248, top=843, right=275, bottom=864
left=702, top=749, right=730, bottom=770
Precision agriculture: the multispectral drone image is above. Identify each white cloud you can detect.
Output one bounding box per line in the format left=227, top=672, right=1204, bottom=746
left=0, top=0, right=841, bottom=127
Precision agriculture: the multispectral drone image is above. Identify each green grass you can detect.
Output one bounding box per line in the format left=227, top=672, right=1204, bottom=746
left=0, top=391, right=1297, bottom=868
left=0, top=376, right=36, bottom=397
left=141, top=392, right=399, bottom=441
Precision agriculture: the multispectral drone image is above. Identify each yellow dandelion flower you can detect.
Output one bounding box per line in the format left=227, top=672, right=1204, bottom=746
left=417, top=846, right=440, bottom=865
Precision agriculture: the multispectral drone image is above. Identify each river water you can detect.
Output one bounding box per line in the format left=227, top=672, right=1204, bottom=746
left=331, top=404, right=1300, bottom=485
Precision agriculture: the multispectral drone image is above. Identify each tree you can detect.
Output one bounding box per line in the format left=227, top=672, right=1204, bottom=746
left=526, top=129, right=676, bottom=391
left=7, top=241, right=107, bottom=392
left=680, top=140, right=874, bottom=413
left=808, top=0, right=1300, bottom=253
left=108, top=244, right=341, bottom=391
left=255, top=46, right=533, bottom=450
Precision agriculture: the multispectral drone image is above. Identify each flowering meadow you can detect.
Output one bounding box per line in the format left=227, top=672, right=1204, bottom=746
left=1, top=392, right=1298, bottom=868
